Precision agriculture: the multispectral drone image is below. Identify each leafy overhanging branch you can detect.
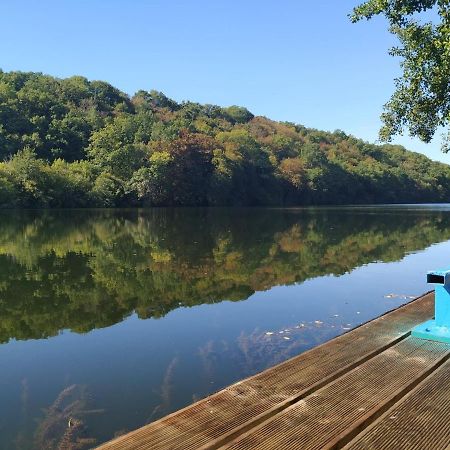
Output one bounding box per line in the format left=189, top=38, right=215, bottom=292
left=351, top=0, right=450, bottom=150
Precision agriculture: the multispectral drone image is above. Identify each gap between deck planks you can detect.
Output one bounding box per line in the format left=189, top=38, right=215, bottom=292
left=98, top=291, right=447, bottom=450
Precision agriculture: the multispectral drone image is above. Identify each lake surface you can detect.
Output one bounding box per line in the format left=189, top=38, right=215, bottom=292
left=1, top=206, right=450, bottom=449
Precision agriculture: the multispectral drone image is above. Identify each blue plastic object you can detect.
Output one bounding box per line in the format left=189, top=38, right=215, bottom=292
left=412, top=268, right=450, bottom=344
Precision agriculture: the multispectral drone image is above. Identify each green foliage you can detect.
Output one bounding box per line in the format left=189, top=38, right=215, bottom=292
left=222, top=105, right=254, bottom=123
left=47, top=159, right=95, bottom=207
left=1, top=70, right=450, bottom=206
left=127, top=152, right=173, bottom=205
left=2, top=148, right=51, bottom=206
left=91, top=172, right=123, bottom=206
left=0, top=72, right=131, bottom=162
left=87, top=113, right=152, bottom=179
left=132, top=89, right=179, bottom=112
left=351, top=0, right=450, bottom=148
left=0, top=171, right=18, bottom=207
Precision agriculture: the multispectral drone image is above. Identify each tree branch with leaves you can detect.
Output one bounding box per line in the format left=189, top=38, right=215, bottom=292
left=351, top=0, right=450, bottom=150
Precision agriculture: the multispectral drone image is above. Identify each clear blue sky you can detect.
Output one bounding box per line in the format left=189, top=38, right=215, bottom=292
left=1, top=0, right=447, bottom=163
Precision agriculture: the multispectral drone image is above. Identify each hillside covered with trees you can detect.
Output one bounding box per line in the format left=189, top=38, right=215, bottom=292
left=0, top=70, right=449, bottom=207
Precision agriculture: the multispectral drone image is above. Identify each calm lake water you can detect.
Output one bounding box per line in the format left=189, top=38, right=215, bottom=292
left=1, top=206, right=450, bottom=449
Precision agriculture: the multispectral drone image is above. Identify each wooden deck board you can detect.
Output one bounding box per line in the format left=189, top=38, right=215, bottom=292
left=98, top=292, right=441, bottom=450
left=221, top=337, right=450, bottom=449
left=343, top=357, right=450, bottom=450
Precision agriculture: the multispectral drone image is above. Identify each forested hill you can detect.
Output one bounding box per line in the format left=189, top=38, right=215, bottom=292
left=1, top=70, right=449, bottom=207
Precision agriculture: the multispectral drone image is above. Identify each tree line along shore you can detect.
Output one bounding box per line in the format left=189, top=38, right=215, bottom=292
left=1, top=70, right=449, bottom=207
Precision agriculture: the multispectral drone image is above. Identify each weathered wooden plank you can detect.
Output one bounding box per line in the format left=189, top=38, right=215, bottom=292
left=98, top=293, right=434, bottom=450
left=343, top=357, right=450, bottom=450
left=221, top=337, right=450, bottom=449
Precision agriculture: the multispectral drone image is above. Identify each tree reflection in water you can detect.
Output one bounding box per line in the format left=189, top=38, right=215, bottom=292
left=2, top=206, right=450, bottom=448
left=0, top=207, right=450, bottom=343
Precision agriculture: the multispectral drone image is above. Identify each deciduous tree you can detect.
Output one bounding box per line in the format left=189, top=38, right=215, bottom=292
left=351, top=0, right=450, bottom=149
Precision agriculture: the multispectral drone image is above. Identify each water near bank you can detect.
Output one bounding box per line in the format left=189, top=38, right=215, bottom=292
left=1, top=206, right=450, bottom=449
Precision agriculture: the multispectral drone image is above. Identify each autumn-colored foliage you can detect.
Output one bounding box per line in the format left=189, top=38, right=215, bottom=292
left=1, top=70, right=450, bottom=207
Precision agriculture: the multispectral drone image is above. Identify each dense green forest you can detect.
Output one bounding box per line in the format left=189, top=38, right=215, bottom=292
left=1, top=207, right=450, bottom=342
left=1, top=71, right=450, bottom=207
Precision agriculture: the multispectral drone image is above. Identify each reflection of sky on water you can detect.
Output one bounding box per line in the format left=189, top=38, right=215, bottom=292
left=0, top=207, right=449, bottom=449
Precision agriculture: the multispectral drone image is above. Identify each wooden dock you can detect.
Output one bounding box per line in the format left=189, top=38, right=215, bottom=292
left=98, top=291, right=450, bottom=449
